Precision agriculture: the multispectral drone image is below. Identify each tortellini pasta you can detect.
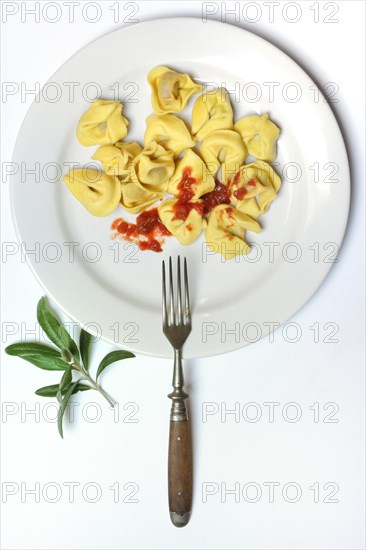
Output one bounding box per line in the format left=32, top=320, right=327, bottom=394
left=92, top=142, right=142, bottom=177
left=234, top=113, right=280, bottom=161
left=130, top=141, right=175, bottom=189
left=205, top=204, right=261, bottom=260
left=200, top=130, right=247, bottom=181
left=119, top=142, right=174, bottom=213
left=76, top=99, right=129, bottom=146
left=148, top=66, right=203, bottom=114
left=192, top=88, right=233, bottom=141
left=168, top=149, right=215, bottom=200
left=230, top=161, right=281, bottom=218
left=121, top=181, right=165, bottom=214
left=63, top=169, right=121, bottom=216
left=158, top=199, right=205, bottom=245
left=144, top=114, right=195, bottom=157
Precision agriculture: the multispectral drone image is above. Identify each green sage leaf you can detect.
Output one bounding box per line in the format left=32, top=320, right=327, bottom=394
left=96, top=350, right=135, bottom=379
left=59, top=365, right=72, bottom=392
left=37, top=297, right=80, bottom=360
left=80, top=329, right=93, bottom=371
left=35, top=383, right=91, bottom=398
left=73, top=383, right=91, bottom=393
left=69, top=340, right=80, bottom=363
left=35, top=384, right=64, bottom=397
left=5, top=343, right=67, bottom=371
left=57, top=381, right=79, bottom=438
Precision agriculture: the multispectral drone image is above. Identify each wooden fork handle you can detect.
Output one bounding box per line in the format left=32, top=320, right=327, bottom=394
left=168, top=418, right=192, bottom=527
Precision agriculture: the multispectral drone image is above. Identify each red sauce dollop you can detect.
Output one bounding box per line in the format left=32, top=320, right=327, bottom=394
left=233, top=187, right=247, bottom=201
left=176, top=167, right=196, bottom=202
left=231, top=171, right=241, bottom=188
left=111, top=208, right=171, bottom=253
left=202, top=181, right=231, bottom=214
left=172, top=166, right=204, bottom=221
left=172, top=200, right=204, bottom=221
left=136, top=209, right=170, bottom=236
left=231, top=174, right=257, bottom=201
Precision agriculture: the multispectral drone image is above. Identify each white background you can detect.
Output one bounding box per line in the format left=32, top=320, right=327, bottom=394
left=1, top=1, right=365, bottom=549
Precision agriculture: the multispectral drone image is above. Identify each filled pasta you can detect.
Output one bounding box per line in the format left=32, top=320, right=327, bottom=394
left=200, top=129, right=247, bottom=181
left=148, top=66, right=202, bottom=114
left=168, top=149, right=215, bottom=200
left=230, top=160, right=281, bottom=218
left=158, top=199, right=205, bottom=245
left=92, top=141, right=142, bottom=177
left=76, top=99, right=129, bottom=146
left=191, top=88, right=233, bottom=141
left=63, top=169, right=121, bottom=216
left=234, top=113, right=280, bottom=161
left=121, top=180, right=165, bottom=214
left=205, top=204, right=261, bottom=260
left=130, top=141, right=175, bottom=189
left=119, top=142, right=174, bottom=213
left=144, top=114, right=195, bottom=157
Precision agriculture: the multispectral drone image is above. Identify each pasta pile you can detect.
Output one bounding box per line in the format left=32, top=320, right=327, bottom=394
left=63, top=66, right=281, bottom=259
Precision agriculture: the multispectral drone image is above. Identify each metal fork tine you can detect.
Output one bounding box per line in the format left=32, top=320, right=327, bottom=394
left=177, top=256, right=183, bottom=325
left=162, top=260, right=167, bottom=326
left=184, top=257, right=191, bottom=326
left=162, top=257, right=191, bottom=345
left=169, top=256, right=175, bottom=326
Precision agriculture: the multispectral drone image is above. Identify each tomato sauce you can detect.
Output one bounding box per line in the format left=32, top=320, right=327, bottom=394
left=172, top=200, right=204, bottom=221
left=231, top=171, right=241, bottom=188
left=176, top=167, right=196, bottom=202
left=232, top=174, right=257, bottom=201
left=202, top=181, right=231, bottom=214
left=171, top=166, right=204, bottom=221
left=111, top=208, right=171, bottom=253
left=136, top=209, right=170, bottom=236
left=233, top=187, right=247, bottom=201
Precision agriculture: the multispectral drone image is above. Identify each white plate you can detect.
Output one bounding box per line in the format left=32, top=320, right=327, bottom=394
left=11, top=18, right=350, bottom=359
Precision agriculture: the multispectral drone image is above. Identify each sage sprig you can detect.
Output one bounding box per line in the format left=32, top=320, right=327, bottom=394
left=5, top=297, right=135, bottom=438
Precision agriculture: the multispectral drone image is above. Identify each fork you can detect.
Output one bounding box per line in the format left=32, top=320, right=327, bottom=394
left=162, top=256, right=192, bottom=528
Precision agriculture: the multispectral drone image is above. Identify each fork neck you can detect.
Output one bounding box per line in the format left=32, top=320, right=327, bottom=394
left=172, top=348, right=183, bottom=388
left=168, top=348, right=188, bottom=422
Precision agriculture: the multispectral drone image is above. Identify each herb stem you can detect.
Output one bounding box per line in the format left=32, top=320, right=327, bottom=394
left=71, top=362, right=115, bottom=407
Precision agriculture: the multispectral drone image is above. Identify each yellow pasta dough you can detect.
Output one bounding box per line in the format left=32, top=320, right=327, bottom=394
left=234, top=113, right=280, bottom=161
left=63, top=169, right=121, bottom=216
left=158, top=199, right=205, bottom=245
left=92, top=142, right=142, bottom=177
left=130, top=141, right=175, bottom=190
left=205, top=204, right=261, bottom=260
left=168, top=149, right=215, bottom=200
left=120, top=181, right=165, bottom=214
left=200, top=130, right=247, bottom=181
left=76, top=99, right=129, bottom=146
left=119, top=142, right=173, bottom=213
left=230, top=161, right=281, bottom=218
left=148, top=66, right=203, bottom=114
left=144, top=114, right=195, bottom=157
left=192, top=88, right=233, bottom=141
